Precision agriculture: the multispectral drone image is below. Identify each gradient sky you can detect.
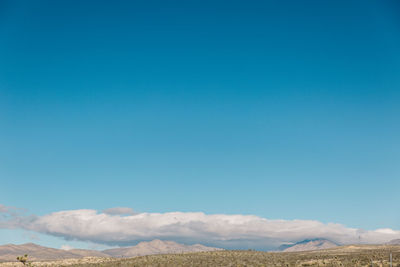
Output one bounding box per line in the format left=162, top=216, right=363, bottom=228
left=1, top=0, right=400, bottom=249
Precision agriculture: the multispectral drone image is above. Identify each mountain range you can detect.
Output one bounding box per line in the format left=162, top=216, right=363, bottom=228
left=103, top=239, right=222, bottom=257
left=386, top=239, right=400, bottom=245
left=278, top=239, right=338, bottom=252
left=279, top=238, right=400, bottom=252
left=2, top=238, right=400, bottom=262
left=0, top=240, right=222, bottom=262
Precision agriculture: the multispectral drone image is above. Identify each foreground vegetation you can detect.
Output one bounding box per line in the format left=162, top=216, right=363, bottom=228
left=2, top=245, right=400, bottom=267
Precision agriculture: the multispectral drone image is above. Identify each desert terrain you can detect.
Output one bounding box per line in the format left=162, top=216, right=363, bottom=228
left=0, top=242, right=399, bottom=266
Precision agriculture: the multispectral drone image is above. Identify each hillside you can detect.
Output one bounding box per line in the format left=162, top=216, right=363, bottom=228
left=0, top=243, right=82, bottom=262
left=103, top=239, right=222, bottom=257
left=387, top=239, right=400, bottom=245
left=1, top=245, right=399, bottom=266
left=282, top=239, right=338, bottom=252
left=0, top=240, right=221, bottom=262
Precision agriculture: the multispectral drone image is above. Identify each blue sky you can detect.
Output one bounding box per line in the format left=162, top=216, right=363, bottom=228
left=1, top=0, right=400, bottom=249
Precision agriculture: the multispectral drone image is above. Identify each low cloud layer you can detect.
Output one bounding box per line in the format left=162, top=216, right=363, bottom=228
left=1, top=205, right=399, bottom=249
left=102, top=207, right=136, bottom=216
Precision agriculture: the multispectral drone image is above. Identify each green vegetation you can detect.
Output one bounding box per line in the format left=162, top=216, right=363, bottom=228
left=16, top=254, right=34, bottom=267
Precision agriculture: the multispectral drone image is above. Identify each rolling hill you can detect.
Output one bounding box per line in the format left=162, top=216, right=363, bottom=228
left=0, top=240, right=222, bottom=262
left=103, top=239, right=222, bottom=257
left=280, top=239, right=338, bottom=252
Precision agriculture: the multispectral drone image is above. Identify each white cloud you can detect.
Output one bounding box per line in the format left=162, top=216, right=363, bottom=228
left=103, top=207, right=135, bottom=216
left=2, top=206, right=400, bottom=249
left=60, top=244, right=74, bottom=250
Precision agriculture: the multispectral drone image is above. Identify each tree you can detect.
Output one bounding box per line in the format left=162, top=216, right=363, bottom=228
left=16, top=254, right=34, bottom=266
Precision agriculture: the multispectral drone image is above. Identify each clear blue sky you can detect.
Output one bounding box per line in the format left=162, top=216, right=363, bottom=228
left=1, top=0, right=400, bottom=247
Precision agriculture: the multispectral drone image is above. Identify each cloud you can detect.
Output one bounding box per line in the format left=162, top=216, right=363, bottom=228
left=0, top=204, right=8, bottom=213
left=0, top=204, right=31, bottom=229
left=103, top=207, right=135, bottom=216
left=0, top=204, right=24, bottom=216
left=2, top=205, right=400, bottom=249
left=60, top=244, right=74, bottom=250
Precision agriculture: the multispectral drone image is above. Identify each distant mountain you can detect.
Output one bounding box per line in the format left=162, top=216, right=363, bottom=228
left=281, top=239, right=338, bottom=252
left=277, top=243, right=294, bottom=251
left=68, top=248, right=109, bottom=257
left=103, top=239, right=222, bottom=257
left=386, top=239, right=400, bottom=245
left=0, top=243, right=83, bottom=262
left=0, top=240, right=222, bottom=262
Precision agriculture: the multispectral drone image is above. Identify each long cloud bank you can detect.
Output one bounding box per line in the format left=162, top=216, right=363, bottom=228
left=1, top=204, right=399, bottom=249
